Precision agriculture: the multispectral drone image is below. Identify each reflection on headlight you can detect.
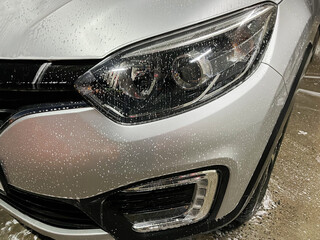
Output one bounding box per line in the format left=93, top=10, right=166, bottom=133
left=75, top=3, right=277, bottom=123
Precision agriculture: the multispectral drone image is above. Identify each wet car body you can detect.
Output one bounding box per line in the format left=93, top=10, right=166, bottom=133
left=0, top=0, right=319, bottom=239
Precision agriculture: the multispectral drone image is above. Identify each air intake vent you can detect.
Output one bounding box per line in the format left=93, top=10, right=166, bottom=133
left=0, top=186, right=98, bottom=229
left=106, top=170, right=219, bottom=233
left=109, top=184, right=195, bottom=215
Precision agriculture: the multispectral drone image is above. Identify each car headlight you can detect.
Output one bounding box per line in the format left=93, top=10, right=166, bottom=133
left=75, top=3, right=276, bottom=123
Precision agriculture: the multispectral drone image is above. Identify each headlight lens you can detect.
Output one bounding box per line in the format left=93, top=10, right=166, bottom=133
left=75, top=4, right=276, bottom=123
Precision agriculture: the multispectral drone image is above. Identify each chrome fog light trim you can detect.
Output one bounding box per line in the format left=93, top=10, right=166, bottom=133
left=125, top=170, right=218, bottom=233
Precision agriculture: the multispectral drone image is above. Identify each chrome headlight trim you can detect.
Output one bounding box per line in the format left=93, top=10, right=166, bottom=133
left=75, top=3, right=277, bottom=124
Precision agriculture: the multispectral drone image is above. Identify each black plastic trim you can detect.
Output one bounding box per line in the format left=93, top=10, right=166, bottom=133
left=0, top=185, right=99, bottom=229
left=0, top=59, right=97, bottom=89
left=78, top=166, right=229, bottom=240
left=109, top=183, right=195, bottom=214
left=0, top=161, right=9, bottom=195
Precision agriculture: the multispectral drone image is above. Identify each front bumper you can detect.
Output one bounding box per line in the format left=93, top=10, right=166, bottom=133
left=0, top=62, right=285, bottom=239
left=0, top=63, right=286, bottom=214
left=0, top=1, right=318, bottom=239
left=0, top=39, right=315, bottom=239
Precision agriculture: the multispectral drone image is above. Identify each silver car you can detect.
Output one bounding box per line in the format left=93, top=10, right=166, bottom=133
left=0, top=0, right=319, bottom=239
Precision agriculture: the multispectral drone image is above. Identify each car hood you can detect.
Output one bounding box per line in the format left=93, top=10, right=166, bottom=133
left=0, top=0, right=280, bottom=60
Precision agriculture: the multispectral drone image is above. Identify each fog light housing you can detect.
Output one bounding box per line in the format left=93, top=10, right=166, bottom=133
left=120, top=170, right=219, bottom=232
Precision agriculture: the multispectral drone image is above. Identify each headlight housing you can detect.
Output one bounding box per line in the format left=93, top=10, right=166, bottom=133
left=75, top=4, right=276, bottom=123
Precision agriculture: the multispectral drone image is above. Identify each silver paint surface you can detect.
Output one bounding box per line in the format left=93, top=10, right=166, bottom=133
left=262, top=0, right=320, bottom=88
left=0, top=0, right=319, bottom=239
left=0, top=0, right=280, bottom=60
left=1, top=48, right=320, bottom=240
left=0, top=63, right=287, bottom=219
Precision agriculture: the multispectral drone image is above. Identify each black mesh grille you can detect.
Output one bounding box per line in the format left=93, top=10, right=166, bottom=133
left=1, top=186, right=98, bottom=229
left=0, top=60, right=95, bottom=126
left=108, top=184, right=196, bottom=214
left=0, top=61, right=42, bottom=86
left=0, top=60, right=95, bottom=90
